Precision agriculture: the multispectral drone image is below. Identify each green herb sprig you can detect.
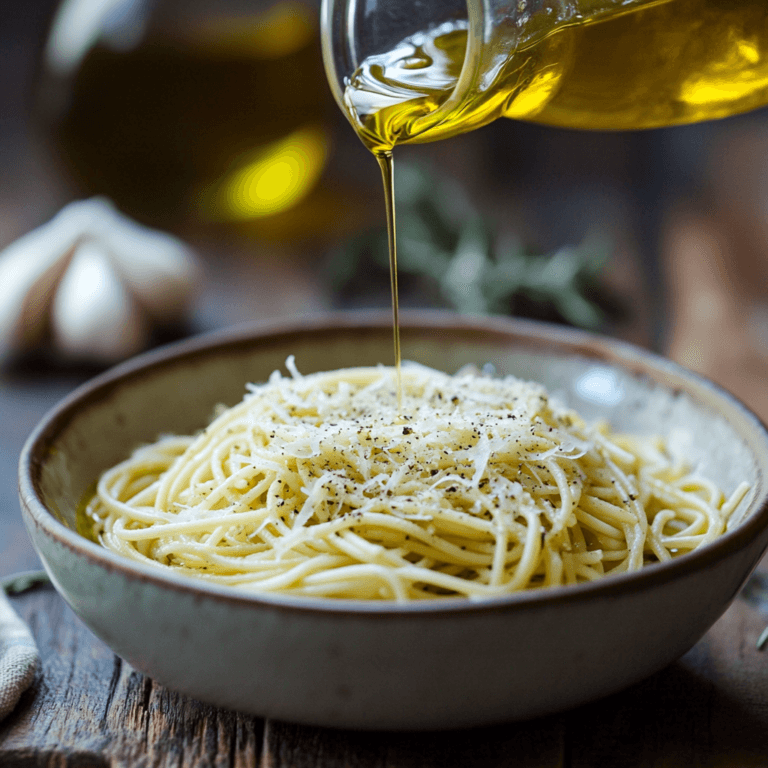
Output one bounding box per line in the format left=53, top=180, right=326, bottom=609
left=328, top=163, right=623, bottom=329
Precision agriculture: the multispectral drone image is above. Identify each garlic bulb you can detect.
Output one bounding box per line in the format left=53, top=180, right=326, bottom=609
left=0, top=198, right=201, bottom=363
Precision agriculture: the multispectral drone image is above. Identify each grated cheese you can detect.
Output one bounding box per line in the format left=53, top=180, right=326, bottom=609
left=85, top=361, right=751, bottom=600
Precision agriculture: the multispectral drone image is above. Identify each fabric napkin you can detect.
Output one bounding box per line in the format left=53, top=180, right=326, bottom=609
left=0, top=588, right=40, bottom=721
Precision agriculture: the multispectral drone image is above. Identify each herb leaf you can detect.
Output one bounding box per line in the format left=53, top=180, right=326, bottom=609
left=328, top=163, right=623, bottom=330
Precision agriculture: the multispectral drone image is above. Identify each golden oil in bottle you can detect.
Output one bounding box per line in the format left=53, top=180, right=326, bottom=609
left=37, top=2, right=333, bottom=231
left=343, top=0, right=768, bottom=151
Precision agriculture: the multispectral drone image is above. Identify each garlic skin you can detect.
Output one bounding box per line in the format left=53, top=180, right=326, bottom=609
left=0, top=198, right=201, bottom=363
left=83, top=201, right=200, bottom=323
left=0, top=215, right=77, bottom=352
left=52, top=241, right=148, bottom=361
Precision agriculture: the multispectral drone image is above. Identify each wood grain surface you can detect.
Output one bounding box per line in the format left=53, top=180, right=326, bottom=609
left=4, top=7, right=768, bottom=762
left=2, top=564, right=767, bottom=768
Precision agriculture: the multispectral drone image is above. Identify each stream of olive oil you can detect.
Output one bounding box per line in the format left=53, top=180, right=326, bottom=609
left=340, top=0, right=768, bottom=400
left=375, top=151, right=402, bottom=410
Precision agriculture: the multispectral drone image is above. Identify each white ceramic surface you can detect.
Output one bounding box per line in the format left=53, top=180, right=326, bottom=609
left=19, top=312, right=768, bottom=729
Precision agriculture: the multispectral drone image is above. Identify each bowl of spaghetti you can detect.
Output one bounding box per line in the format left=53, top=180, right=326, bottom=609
left=19, top=312, right=768, bottom=729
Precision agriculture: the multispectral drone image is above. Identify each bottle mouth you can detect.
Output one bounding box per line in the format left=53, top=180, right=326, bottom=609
left=321, top=0, right=487, bottom=144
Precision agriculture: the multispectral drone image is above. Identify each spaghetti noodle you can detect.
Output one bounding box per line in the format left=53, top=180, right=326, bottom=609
left=85, top=360, right=750, bottom=600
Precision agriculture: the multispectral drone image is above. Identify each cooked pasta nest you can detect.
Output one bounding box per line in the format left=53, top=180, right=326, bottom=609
left=85, top=360, right=750, bottom=600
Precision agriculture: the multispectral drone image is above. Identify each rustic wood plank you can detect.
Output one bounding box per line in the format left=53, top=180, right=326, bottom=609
left=258, top=577, right=768, bottom=768
left=261, top=714, right=566, bottom=768
left=565, top=568, right=768, bottom=767
left=3, top=563, right=768, bottom=768
left=0, top=587, right=263, bottom=768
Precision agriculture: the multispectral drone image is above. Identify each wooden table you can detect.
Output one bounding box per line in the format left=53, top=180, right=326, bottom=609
left=4, top=1, right=768, bottom=759
left=1, top=565, right=768, bottom=767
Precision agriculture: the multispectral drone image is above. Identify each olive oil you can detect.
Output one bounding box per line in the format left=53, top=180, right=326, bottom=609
left=339, top=0, right=768, bottom=393
left=376, top=152, right=403, bottom=408
left=37, top=3, right=332, bottom=229
left=344, top=0, right=768, bottom=150
left=76, top=483, right=99, bottom=544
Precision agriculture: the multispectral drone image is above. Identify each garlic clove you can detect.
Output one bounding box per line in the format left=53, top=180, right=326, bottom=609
left=87, top=199, right=201, bottom=323
left=0, top=217, right=83, bottom=354
left=51, top=241, right=148, bottom=363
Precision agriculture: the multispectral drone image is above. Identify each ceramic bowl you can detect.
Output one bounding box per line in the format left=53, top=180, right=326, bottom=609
left=19, top=312, right=768, bottom=729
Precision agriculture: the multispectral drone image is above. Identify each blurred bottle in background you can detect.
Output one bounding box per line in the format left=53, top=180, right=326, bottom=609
left=33, top=0, right=371, bottom=240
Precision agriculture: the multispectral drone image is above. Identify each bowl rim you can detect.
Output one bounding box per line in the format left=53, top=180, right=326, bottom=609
left=19, top=310, right=768, bottom=617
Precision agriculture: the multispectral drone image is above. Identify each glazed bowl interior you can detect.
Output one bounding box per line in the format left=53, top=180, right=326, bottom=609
left=19, top=312, right=768, bottom=729
left=34, top=313, right=761, bottom=536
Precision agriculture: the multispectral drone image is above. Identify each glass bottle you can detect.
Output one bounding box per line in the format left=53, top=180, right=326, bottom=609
left=322, top=0, right=768, bottom=152
left=34, top=0, right=345, bottom=236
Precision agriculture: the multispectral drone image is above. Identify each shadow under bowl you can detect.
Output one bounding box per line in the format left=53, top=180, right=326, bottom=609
left=18, top=311, right=768, bottom=729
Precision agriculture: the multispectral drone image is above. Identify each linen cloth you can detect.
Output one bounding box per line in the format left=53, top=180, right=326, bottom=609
left=0, top=588, right=39, bottom=721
